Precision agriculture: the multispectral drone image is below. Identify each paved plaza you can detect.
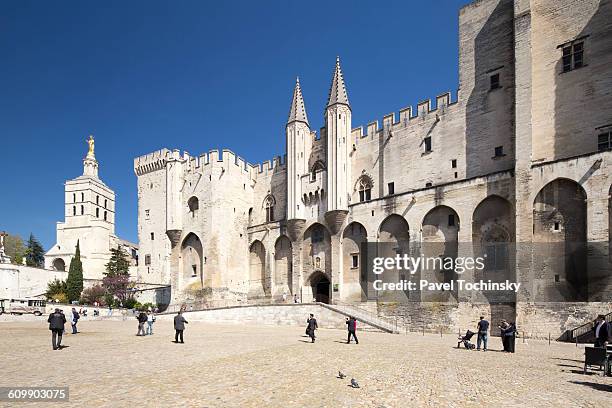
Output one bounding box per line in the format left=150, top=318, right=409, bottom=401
left=0, top=318, right=610, bottom=407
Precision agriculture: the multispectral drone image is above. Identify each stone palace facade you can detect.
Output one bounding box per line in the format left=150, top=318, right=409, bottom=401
left=134, top=0, right=612, bottom=334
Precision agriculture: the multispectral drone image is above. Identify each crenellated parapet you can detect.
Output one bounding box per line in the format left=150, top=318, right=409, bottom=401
left=350, top=90, right=459, bottom=143
left=133, top=148, right=173, bottom=176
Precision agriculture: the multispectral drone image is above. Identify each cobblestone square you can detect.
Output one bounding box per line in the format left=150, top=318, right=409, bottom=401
left=0, top=318, right=610, bottom=407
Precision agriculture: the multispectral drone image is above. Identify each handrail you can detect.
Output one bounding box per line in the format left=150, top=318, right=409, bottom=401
left=569, top=311, right=612, bottom=341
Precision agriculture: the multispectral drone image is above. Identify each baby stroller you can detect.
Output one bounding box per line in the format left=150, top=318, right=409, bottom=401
left=457, top=330, right=476, bottom=349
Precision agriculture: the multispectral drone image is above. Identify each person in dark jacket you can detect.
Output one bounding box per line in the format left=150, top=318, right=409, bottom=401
left=71, top=308, right=80, bottom=334
left=173, top=311, right=188, bottom=343
left=306, top=314, right=318, bottom=343
left=503, top=322, right=517, bottom=353
left=346, top=316, right=358, bottom=344
left=136, top=311, right=147, bottom=336
left=476, top=316, right=489, bottom=351
left=592, top=314, right=610, bottom=348
left=498, top=320, right=509, bottom=351
left=48, top=308, right=66, bottom=350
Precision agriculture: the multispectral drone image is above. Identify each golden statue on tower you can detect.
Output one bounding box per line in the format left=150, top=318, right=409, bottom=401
left=86, top=134, right=95, bottom=158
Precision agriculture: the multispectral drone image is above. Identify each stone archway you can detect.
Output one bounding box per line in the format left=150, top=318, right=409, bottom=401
left=422, top=205, right=460, bottom=301
left=181, top=233, right=203, bottom=289
left=472, top=195, right=516, bottom=328
left=342, top=222, right=368, bottom=301
left=52, top=258, right=66, bottom=271
left=310, top=272, right=330, bottom=304
left=274, top=236, right=292, bottom=296
left=249, top=240, right=267, bottom=298
left=377, top=214, right=410, bottom=301
left=533, top=178, right=587, bottom=301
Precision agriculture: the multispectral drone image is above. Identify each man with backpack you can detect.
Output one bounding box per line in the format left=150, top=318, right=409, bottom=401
left=346, top=316, right=358, bottom=344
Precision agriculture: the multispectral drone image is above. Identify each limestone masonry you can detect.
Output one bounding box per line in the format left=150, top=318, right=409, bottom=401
left=133, top=0, right=612, bottom=336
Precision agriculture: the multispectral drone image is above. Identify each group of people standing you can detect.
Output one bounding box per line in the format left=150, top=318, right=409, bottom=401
left=46, top=307, right=81, bottom=350
left=475, top=316, right=517, bottom=353
left=136, top=310, right=156, bottom=336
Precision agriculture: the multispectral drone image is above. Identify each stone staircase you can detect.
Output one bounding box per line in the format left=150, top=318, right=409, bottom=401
left=559, top=311, right=612, bottom=343
left=322, top=301, right=400, bottom=334
left=159, top=301, right=400, bottom=333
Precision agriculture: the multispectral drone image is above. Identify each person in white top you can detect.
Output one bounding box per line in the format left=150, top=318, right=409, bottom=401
left=146, top=310, right=155, bottom=335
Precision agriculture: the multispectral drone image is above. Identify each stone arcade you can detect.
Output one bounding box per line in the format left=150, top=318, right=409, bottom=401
left=133, top=0, right=612, bottom=336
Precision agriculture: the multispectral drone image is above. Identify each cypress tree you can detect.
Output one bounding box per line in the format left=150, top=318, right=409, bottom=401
left=25, top=233, right=45, bottom=267
left=66, top=240, right=84, bottom=302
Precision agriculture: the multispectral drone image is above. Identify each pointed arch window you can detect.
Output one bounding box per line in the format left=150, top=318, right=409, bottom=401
left=357, top=176, right=373, bottom=202
left=264, top=194, right=276, bottom=223
left=310, top=161, right=325, bottom=182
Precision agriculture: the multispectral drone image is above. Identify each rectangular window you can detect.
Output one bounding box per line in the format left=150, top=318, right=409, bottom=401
left=425, top=182, right=432, bottom=188
left=448, top=214, right=455, bottom=227
left=598, top=132, right=611, bottom=151
left=387, top=182, right=394, bottom=195
left=494, top=146, right=504, bottom=157
left=359, top=190, right=364, bottom=202
left=489, top=73, right=500, bottom=90
left=144, top=254, right=151, bottom=266
left=191, top=265, right=197, bottom=277
left=451, top=159, right=457, bottom=168
left=351, top=254, right=359, bottom=269
left=561, top=41, right=584, bottom=73
left=145, top=209, right=150, bottom=219
left=424, top=137, right=432, bottom=152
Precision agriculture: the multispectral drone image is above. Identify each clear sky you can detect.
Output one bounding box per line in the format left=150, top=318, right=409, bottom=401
left=0, top=0, right=470, bottom=250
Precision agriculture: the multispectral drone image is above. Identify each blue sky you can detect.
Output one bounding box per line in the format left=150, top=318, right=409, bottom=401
left=0, top=0, right=470, bottom=249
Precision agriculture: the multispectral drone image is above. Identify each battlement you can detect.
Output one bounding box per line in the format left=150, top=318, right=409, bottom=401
left=135, top=147, right=286, bottom=180
left=351, top=90, right=458, bottom=141
left=134, top=148, right=173, bottom=176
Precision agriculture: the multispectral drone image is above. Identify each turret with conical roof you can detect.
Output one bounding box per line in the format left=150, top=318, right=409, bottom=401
left=325, top=57, right=352, bottom=215
left=286, top=77, right=313, bottom=221
left=287, top=77, right=309, bottom=127
left=326, top=56, right=350, bottom=110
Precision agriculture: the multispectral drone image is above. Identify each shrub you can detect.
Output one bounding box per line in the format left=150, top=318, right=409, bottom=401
left=80, top=284, right=106, bottom=305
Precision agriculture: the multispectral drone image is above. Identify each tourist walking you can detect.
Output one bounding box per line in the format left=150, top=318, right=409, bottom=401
left=48, top=308, right=66, bottom=350
left=174, top=311, right=188, bottom=343
left=70, top=307, right=80, bottom=334
left=306, top=314, right=318, bottom=343
left=293, top=294, right=299, bottom=304
left=107, top=305, right=112, bottom=317
left=136, top=311, right=147, bottom=336
left=476, top=316, right=489, bottom=351
left=346, top=316, right=358, bottom=344
left=146, top=310, right=155, bottom=335
left=592, top=314, right=609, bottom=348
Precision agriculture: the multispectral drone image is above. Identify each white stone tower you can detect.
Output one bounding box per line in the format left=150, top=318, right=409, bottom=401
left=324, top=57, right=352, bottom=233
left=44, top=135, right=118, bottom=278
left=286, top=77, right=311, bottom=221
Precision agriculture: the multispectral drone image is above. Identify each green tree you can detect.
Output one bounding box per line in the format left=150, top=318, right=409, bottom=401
left=3, top=233, right=25, bottom=265
left=66, top=240, right=84, bottom=302
left=25, top=233, right=45, bottom=267
left=105, top=247, right=130, bottom=276
left=46, top=278, right=68, bottom=300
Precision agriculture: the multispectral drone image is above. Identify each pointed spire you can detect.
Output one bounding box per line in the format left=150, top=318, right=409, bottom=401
left=326, top=56, right=350, bottom=109
left=287, top=77, right=309, bottom=126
